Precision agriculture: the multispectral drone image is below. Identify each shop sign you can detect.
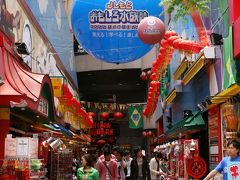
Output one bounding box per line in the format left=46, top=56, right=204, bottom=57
left=186, top=157, right=207, bottom=179
left=90, top=121, right=114, bottom=137
left=38, top=97, right=48, bottom=116
left=51, top=78, right=63, bottom=97
left=184, top=139, right=199, bottom=159
left=71, top=0, right=164, bottom=63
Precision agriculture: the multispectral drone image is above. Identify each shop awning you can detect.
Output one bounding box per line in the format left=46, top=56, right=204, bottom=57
left=0, top=38, right=54, bottom=111
left=165, top=111, right=206, bottom=137
left=51, top=123, right=73, bottom=138
left=165, top=88, right=177, bottom=105
left=211, top=84, right=240, bottom=104
left=182, top=53, right=209, bottom=85
left=173, top=57, right=188, bottom=81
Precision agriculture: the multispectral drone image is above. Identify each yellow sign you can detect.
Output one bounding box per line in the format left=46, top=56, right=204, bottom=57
left=51, top=78, right=63, bottom=97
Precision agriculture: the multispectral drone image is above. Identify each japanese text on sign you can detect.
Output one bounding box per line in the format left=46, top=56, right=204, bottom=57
left=89, top=0, right=149, bottom=30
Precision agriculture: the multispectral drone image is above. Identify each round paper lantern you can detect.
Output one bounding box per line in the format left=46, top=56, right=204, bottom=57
left=137, top=16, right=166, bottom=44
left=142, top=131, right=147, bottom=137
left=71, top=0, right=164, bottom=63
left=140, top=71, right=148, bottom=81
left=147, top=131, right=153, bottom=136
left=146, top=70, right=152, bottom=79
left=114, top=112, right=124, bottom=119
left=100, top=112, right=109, bottom=120
left=97, top=139, right=106, bottom=144
left=88, top=112, right=96, bottom=119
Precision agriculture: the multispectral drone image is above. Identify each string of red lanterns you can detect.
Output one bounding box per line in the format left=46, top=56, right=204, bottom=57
left=143, top=30, right=204, bottom=118
left=142, top=130, right=154, bottom=137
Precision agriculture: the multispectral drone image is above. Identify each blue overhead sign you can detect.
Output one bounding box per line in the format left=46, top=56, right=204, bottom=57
left=71, top=0, right=163, bottom=63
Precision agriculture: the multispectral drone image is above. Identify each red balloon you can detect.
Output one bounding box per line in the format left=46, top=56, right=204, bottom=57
left=137, top=16, right=166, bottom=44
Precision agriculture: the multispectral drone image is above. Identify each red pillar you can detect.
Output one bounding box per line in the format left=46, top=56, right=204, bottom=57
left=0, top=108, right=10, bottom=159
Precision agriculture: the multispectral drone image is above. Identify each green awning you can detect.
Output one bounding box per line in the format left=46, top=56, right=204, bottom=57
left=165, top=111, right=206, bottom=137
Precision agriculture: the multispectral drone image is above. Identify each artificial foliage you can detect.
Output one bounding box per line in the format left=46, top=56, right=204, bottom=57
left=160, top=0, right=211, bottom=21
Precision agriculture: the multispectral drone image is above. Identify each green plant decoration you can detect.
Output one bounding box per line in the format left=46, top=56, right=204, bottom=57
left=160, top=0, right=211, bottom=22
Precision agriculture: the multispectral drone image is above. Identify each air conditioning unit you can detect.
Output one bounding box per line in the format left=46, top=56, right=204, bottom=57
left=202, top=46, right=221, bottom=59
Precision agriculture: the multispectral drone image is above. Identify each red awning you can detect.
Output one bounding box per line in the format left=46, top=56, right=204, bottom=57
left=0, top=33, right=54, bottom=111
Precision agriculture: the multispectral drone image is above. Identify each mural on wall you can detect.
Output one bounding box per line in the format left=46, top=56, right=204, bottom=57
left=22, top=20, right=32, bottom=67
left=0, top=0, right=21, bottom=41
left=25, top=0, right=77, bottom=84
left=4, top=0, right=61, bottom=76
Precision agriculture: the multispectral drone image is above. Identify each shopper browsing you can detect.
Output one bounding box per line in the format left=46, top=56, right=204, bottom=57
left=77, top=154, right=99, bottom=180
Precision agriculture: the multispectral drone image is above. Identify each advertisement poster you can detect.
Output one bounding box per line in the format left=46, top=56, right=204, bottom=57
left=16, top=137, right=29, bottom=157
left=4, top=138, right=17, bottom=157
left=29, top=138, right=38, bottom=159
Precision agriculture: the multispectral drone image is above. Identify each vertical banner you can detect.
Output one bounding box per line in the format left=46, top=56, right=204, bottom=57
left=128, top=105, right=143, bottom=129
left=223, top=27, right=237, bottom=90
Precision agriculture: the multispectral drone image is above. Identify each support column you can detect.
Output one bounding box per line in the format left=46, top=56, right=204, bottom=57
left=0, top=108, right=10, bottom=159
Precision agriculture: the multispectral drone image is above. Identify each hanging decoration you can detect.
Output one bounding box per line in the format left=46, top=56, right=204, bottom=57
left=137, top=16, right=166, bottom=44
left=71, top=0, right=164, bottom=63
left=142, top=130, right=154, bottom=137
left=100, top=112, right=109, bottom=120
left=88, top=112, right=96, bottom=119
left=114, top=111, right=125, bottom=119
left=143, top=30, right=203, bottom=117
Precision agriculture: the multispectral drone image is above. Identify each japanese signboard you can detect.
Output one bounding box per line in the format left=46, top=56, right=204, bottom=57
left=71, top=0, right=164, bottom=63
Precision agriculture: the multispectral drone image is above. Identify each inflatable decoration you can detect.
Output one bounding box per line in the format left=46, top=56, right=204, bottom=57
left=137, top=16, right=165, bottom=44
left=71, top=0, right=164, bottom=63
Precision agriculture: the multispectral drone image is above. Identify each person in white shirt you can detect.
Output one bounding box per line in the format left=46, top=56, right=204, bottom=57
left=123, top=150, right=132, bottom=180
left=149, top=152, right=167, bottom=180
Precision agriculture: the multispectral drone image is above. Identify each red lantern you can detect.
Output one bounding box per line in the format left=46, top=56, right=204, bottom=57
left=137, top=16, right=166, bottom=44
left=160, top=39, right=169, bottom=48
left=147, top=131, right=153, bottom=136
left=97, top=139, right=106, bottom=144
left=173, top=38, right=183, bottom=49
left=142, top=131, right=147, bottom=137
left=140, top=71, right=147, bottom=81
left=159, top=47, right=166, bottom=54
left=167, top=35, right=180, bottom=46
left=88, top=112, right=96, bottom=118
left=114, top=112, right=124, bottom=119
left=100, top=112, right=109, bottom=120
left=150, top=73, right=156, bottom=81
left=146, top=70, right=152, bottom=79
left=164, top=30, right=177, bottom=39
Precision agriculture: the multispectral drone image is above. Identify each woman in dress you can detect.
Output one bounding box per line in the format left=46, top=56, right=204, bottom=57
left=77, top=154, right=100, bottom=180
